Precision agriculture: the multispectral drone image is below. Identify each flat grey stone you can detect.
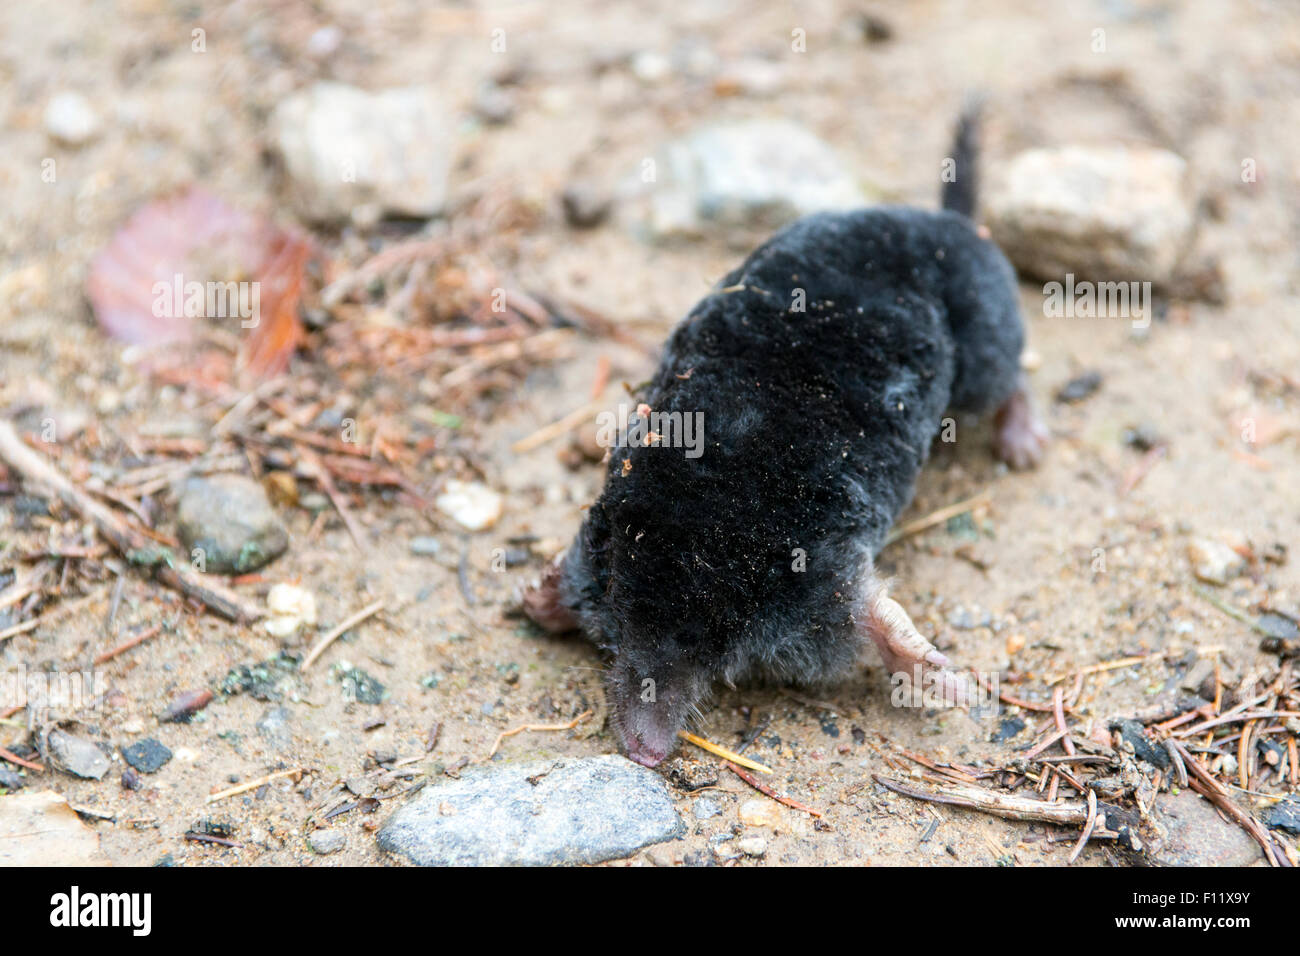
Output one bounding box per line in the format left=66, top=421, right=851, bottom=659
left=48, top=730, right=110, bottom=780
left=377, top=754, right=683, bottom=866
left=1147, top=791, right=1262, bottom=867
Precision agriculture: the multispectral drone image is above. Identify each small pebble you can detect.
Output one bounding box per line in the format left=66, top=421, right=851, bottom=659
left=435, top=480, right=503, bottom=531
left=1187, top=538, right=1246, bottom=586
left=44, top=91, right=100, bottom=145
left=160, top=688, right=214, bottom=723
left=48, top=730, right=110, bottom=780
left=309, top=829, right=346, bottom=855
left=409, top=536, right=443, bottom=556
left=738, top=798, right=782, bottom=829
left=474, top=83, right=516, bottom=125
left=121, top=738, right=173, bottom=774
left=562, top=182, right=613, bottom=229
left=692, top=796, right=723, bottom=819
left=1055, top=371, right=1103, bottom=404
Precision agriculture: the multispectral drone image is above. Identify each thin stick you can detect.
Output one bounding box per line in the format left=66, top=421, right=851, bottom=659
left=184, top=832, right=244, bottom=849
left=1046, top=654, right=1151, bottom=686
left=680, top=730, right=773, bottom=774
left=1023, top=728, right=1068, bottom=760
left=0, top=420, right=260, bottom=623
left=976, top=674, right=1057, bottom=713
left=1192, top=584, right=1273, bottom=637
left=93, top=623, right=163, bottom=665
left=0, top=746, right=44, bottom=772
left=1054, top=686, right=1075, bottom=756
left=726, top=762, right=822, bottom=817
left=882, top=491, right=990, bottom=547
left=0, top=619, right=39, bottom=642
left=873, top=773, right=1089, bottom=824
left=488, top=709, right=592, bottom=758
left=511, top=398, right=612, bottom=454
left=1118, top=444, right=1166, bottom=496
left=1068, top=789, right=1098, bottom=864
left=300, top=448, right=366, bottom=549
left=301, top=600, right=385, bottom=671
left=1239, top=720, right=1254, bottom=791
left=1174, top=709, right=1300, bottom=737
left=206, top=768, right=302, bottom=803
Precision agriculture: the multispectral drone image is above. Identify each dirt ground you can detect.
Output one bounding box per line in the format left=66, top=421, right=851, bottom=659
left=1, top=0, right=1298, bottom=866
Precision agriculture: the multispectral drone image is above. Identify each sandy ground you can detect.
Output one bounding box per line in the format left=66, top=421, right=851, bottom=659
left=1, top=0, right=1298, bottom=866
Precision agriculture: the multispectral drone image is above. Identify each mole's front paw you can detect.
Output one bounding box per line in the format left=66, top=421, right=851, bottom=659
left=521, top=552, right=579, bottom=633
left=993, top=387, right=1049, bottom=470
left=864, top=593, right=973, bottom=707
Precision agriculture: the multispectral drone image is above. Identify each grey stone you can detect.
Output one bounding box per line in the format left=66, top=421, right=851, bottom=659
left=0, top=765, right=26, bottom=789
left=309, top=829, right=346, bottom=855
left=646, top=120, right=864, bottom=239
left=1261, top=796, right=1300, bottom=835
left=121, top=738, right=172, bottom=774
left=986, top=146, right=1195, bottom=287
left=270, top=82, right=456, bottom=222
left=48, top=730, right=110, bottom=780
left=255, top=706, right=293, bottom=750
left=473, top=83, right=516, bottom=125
left=340, top=668, right=387, bottom=705
left=408, top=536, right=442, bottom=557
left=692, top=796, right=723, bottom=819
left=176, top=474, right=288, bottom=574
left=377, top=754, right=683, bottom=865
left=1147, top=791, right=1262, bottom=866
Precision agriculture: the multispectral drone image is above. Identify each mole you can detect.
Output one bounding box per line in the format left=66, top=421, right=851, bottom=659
left=522, top=107, right=1049, bottom=767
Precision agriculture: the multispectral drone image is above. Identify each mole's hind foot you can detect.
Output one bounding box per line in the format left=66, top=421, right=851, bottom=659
left=993, top=385, right=1049, bottom=470
left=863, top=592, right=973, bottom=707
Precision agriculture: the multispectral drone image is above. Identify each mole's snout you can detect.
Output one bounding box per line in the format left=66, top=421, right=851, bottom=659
left=608, top=657, right=695, bottom=769
left=615, top=693, right=681, bottom=768
left=624, top=732, right=672, bottom=768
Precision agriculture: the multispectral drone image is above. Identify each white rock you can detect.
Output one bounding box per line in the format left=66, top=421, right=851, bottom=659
left=714, top=58, right=786, bottom=97
left=1187, top=538, right=1246, bottom=586
left=44, top=92, right=100, bottom=146
left=737, top=835, right=768, bottom=857
left=985, top=146, right=1195, bottom=286
left=435, top=480, right=503, bottom=531
left=631, top=51, right=672, bottom=84
left=269, top=82, right=455, bottom=222
left=646, top=120, right=865, bottom=240
left=264, top=582, right=318, bottom=637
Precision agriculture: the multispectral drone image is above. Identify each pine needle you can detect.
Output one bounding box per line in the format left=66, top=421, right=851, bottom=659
left=679, top=730, right=773, bottom=774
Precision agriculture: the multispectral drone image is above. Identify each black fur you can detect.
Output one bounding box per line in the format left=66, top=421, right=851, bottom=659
left=546, top=113, right=1027, bottom=766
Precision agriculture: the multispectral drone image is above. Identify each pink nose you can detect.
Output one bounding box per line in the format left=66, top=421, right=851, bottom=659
left=624, top=735, right=669, bottom=768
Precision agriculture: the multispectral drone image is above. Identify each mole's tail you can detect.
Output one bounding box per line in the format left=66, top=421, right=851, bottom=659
left=940, top=99, right=983, bottom=219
